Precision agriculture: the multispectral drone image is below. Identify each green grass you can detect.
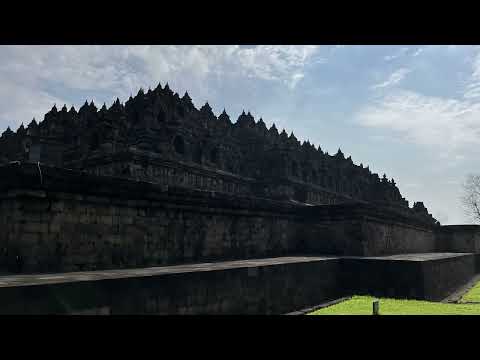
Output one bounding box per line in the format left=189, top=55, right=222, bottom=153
left=308, top=296, right=480, bottom=315
left=460, top=281, right=480, bottom=303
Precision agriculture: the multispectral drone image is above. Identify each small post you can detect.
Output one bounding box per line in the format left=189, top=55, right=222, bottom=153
left=372, top=299, right=380, bottom=315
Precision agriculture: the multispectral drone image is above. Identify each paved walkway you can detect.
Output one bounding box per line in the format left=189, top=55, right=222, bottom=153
left=0, top=255, right=338, bottom=289
left=0, top=252, right=471, bottom=289
left=344, top=252, right=472, bottom=261
left=442, top=273, right=480, bottom=303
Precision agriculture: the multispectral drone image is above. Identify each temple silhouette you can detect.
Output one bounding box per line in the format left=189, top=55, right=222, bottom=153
left=0, top=82, right=436, bottom=225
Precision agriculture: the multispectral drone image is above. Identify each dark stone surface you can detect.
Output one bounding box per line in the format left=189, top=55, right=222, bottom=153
left=436, top=225, right=480, bottom=253
left=0, top=163, right=440, bottom=273
left=0, top=253, right=474, bottom=314
left=300, top=203, right=436, bottom=256
left=340, top=253, right=475, bottom=301
left=476, top=254, right=480, bottom=274
left=0, top=256, right=343, bottom=315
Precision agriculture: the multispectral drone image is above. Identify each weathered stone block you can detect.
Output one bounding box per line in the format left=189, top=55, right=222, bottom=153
left=20, top=223, right=50, bottom=234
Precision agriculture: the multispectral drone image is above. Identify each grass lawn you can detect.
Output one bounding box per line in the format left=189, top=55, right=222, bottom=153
left=308, top=296, right=480, bottom=315
left=460, top=281, right=480, bottom=303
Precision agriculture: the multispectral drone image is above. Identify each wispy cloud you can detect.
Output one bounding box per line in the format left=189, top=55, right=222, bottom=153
left=288, top=73, right=305, bottom=89
left=371, top=68, right=411, bottom=89
left=234, top=45, right=320, bottom=88
left=463, top=49, right=480, bottom=100
left=383, top=47, right=409, bottom=61
left=356, top=89, right=480, bottom=152
left=0, top=45, right=321, bottom=129
left=358, top=46, right=480, bottom=158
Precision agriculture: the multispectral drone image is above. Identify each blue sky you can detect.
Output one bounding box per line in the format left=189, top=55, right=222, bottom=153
left=1, top=45, right=479, bottom=224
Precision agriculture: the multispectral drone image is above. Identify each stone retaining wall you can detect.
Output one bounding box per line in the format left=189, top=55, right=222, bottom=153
left=0, top=163, right=439, bottom=273
left=300, top=204, right=436, bottom=256
left=436, top=225, right=480, bottom=253
left=0, top=257, right=342, bottom=315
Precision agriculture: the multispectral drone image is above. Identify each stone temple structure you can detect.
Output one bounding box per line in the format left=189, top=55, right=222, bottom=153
left=0, top=82, right=478, bottom=314
left=0, top=83, right=436, bottom=224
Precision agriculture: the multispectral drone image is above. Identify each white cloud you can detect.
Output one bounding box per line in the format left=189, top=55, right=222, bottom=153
left=233, top=45, right=319, bottom=88
left=0, top=45, right=320, bottom=128
left=371, top=68, right=411, bottom=89
left=288, top=73, right=305, bottom=89
left=0, top=83, right=65, bottom=130
left=356, top=90, right=480, bottom=152
left=463, top=50, right=480, bottom=100
left=383, top=47, right=409, bottom=61
left=359, top=47, right=480, bottom=156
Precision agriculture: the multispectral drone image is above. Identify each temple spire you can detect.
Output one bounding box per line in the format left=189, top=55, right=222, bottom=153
left=3, top=126, right=13, bottom=136
left=17, top=123, right=25, bottom=133
left=219, top=108, right=230, bottom=123
left=182, top=91, right=192, bottom=102
left=164, top=83, right=171, bottom=93
left=200, top=102, right=214, bottom=118
left=270, top=123, right=278, bottom=134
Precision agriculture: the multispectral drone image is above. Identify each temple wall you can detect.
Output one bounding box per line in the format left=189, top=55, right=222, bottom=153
left=302, top=219, right=435, bottom=256
left=0, top=190, right=303, bottom=273
left=0, top=164, right=440, bottom=274
left=83, top=156, right=354, bottom=206
left=86, top=161, right=252, bottom=195
left=301, top=205, right=436, bottom=256
left=436, top=225, right=480, bottom=253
